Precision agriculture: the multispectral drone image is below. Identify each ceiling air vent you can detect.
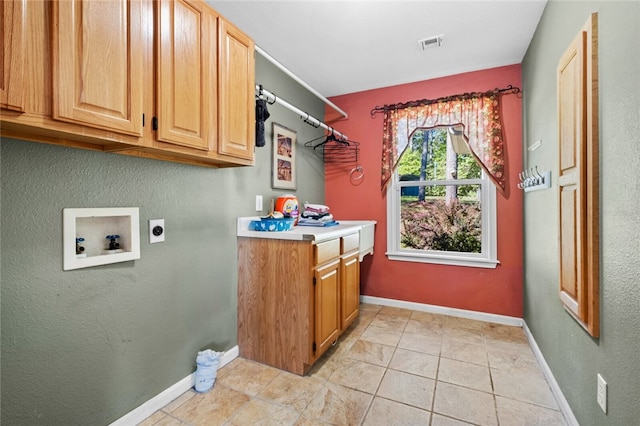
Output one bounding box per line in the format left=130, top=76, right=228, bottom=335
left=418, top=34, right=444, bottom=50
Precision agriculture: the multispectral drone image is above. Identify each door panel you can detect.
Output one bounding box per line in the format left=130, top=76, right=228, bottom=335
left=1, top=0, right=25, bottom=111
left=52, top=0, right=144, bottom=136
left=157, top=0, right=216, bottom=150
left=218, top=19, right=254, bottom=159
left=558, top=30, right=586, bottom=322
left=340, top=252, right=360, bottom=330
left=314, top=260, right=340, bottom=356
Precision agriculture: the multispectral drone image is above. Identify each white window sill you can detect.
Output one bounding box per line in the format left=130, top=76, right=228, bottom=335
left=386, top=251, right=499, bottom=269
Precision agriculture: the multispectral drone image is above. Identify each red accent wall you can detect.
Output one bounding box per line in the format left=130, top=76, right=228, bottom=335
left=325, top=65, right=523, bottom=317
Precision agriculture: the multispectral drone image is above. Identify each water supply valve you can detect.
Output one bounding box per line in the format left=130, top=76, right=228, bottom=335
left=76, top=237, right=85, bottom=255
left=106, top=234, right=121, bottom=251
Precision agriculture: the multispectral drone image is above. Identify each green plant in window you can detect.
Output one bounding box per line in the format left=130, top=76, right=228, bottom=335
left=401, top=199, right=481, bottom=253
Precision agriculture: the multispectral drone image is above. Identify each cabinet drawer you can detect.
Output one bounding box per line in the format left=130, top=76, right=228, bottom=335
left=341, top=233, right=360, bottom=254
left=315, top=238, right=340, bottom=265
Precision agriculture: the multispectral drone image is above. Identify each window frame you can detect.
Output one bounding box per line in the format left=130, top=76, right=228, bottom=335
left=386, top=139, right=499, bottom=269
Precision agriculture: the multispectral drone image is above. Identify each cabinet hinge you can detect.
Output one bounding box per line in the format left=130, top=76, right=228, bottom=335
left=142, top=114, right=145, bottom=127
left=152, top=117, right=158, bottom=131
left=312, top=342, right=316, bottom=352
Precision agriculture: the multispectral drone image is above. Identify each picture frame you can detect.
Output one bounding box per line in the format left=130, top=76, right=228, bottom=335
left=272, top=123, right=297, bottom=190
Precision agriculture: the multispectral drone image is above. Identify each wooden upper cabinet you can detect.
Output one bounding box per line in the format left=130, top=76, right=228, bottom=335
left=2, top=0, right=254, bottom=167
left=156, top=0, right=216, bottom=151
left=557, top=13, right=599, bottom=337
left=52, top=0, right=144, bottom=136
left=218, top=19, right=255, bottom=160
left=1, top=0, right=26, bottom=112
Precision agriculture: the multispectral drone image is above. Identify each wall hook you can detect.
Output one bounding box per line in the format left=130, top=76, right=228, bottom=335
left=518, top=166, right=551, bottom=192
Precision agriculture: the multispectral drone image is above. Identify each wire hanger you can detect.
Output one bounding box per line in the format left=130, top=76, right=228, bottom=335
left=318, top=129, right=349, bottom=149
left=304, top=129, right=350, bottom=150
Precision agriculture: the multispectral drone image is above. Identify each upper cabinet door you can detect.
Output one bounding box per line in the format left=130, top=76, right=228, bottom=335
left=218, top=19, right=255, bottom=160
left=156, top=0, right=216, bottom=151
left=52, top=0, right=144, bottom=136
left=1, top=0, right=26, bottom=112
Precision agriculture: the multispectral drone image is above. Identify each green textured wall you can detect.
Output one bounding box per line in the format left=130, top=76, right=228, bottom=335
left=0, top=55, right=325, bottom=425
left=522, top=1, right=640, bottom=425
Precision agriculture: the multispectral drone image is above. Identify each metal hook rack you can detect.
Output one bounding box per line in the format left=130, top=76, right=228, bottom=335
left=518, top=166, right=551, bottom=192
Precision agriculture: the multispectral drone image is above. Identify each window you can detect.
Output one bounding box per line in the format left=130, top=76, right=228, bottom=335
left=386, top=127, right=498, bottom=268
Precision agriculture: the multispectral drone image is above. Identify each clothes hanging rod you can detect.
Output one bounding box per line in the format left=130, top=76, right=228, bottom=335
left=255, top=45, right=348, bottom=119
left=256, top=85, right=348, bottom=140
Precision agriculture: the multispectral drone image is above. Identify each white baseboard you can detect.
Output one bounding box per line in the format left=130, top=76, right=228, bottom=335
left=360, top=295, right=523, bottom=327
left=523, top=323, right=579, bottom=426
left=109, top=345, right=239, bottom=426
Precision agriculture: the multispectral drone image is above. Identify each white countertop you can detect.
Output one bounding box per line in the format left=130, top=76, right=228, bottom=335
left=237, top=217, right=375, bottom=244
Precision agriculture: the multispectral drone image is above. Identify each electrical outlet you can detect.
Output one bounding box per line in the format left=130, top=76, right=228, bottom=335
left=149, top=219, right=165, bottom=244
left=256, top=195, right=263, bottom=212
left=597, top=373, right=607, bottom=413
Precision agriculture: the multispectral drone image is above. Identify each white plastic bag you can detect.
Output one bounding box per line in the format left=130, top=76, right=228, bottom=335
left=194, top=349, right=223, bottom=393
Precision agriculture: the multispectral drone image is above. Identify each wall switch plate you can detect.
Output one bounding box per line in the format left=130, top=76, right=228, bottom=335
left=149, top=219, right=165, bottom=244
left=528, top=139, right=542, bottom=151
left=256, top=195, right=263, bottom=211
left=597, top=373, right=607, bottom=413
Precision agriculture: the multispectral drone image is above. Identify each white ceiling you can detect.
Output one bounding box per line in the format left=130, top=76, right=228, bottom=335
left=210, top=0, right=547, bottom=97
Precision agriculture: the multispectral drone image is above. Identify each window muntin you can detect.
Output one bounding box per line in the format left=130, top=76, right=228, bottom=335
left=386, top=127, right=498, bottom=268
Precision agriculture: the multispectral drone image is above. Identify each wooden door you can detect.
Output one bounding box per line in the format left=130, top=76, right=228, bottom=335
left=1, top=0, right=25, bottom=111
left=340, top=251, right=360, bottom=330
left=314, top=259, right=341, bottom=357
left=557, top=14, right=599, bottom=337
left=52, top=0, right=144, bottom=136
left=218, top=18, right=255, bottom=160
left=557, top=29, right=586, bottom=320
left=156, top=0, right=216, bottom=151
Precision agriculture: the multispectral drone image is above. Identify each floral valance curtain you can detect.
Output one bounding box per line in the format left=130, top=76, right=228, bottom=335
left=380, top=91, right=507, bottom=195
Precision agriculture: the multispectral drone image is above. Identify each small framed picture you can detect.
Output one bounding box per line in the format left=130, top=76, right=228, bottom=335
left=272, top=123, right=297, bottom=190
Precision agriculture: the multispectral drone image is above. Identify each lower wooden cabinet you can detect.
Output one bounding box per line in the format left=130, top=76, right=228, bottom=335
left=237, top=232, right=360, bottom=375
left=340, top=251, right=360, bottom=329
left=314, top=259, right=341, bottom=356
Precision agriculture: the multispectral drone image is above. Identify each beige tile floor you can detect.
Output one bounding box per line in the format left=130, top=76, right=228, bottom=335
left=139, top=304, right=567, bottom=426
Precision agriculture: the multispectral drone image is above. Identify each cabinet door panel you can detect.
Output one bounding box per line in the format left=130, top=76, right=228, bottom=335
left=557, top=14, right=599, bottom=337
left=314, top=260, right=340, bottom=357
left=340, top=252, right=360, bottom=330
left=218, top=19, right=254, bottom=160
left=558, top=30, right=586, bottom=322
left=1, top=0, right=25, bottom=111
left=157, top=0, right=216, bottom=151
left=52, top=0, right=144, bottom=136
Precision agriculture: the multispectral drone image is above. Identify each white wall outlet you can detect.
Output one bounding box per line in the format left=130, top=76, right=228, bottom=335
left=597, top=373, right=607, bottom=413
left=255, top=195, right=263, bottom=212
left=149, top=219, right=165, bottom=244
